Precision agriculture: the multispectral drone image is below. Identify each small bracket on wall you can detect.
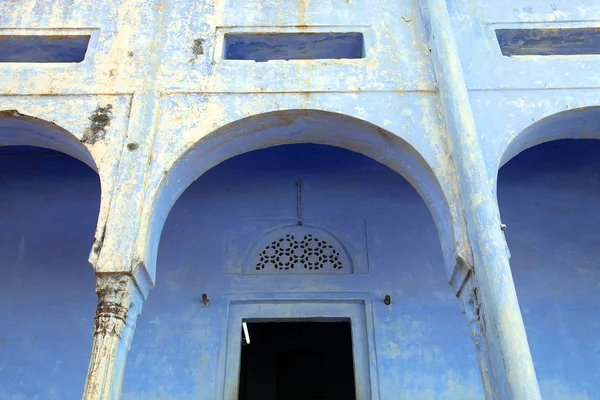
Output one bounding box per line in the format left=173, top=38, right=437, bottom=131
left=201, top=293, right=210, bottom=307
left=384, top=295, right=391, bottom=306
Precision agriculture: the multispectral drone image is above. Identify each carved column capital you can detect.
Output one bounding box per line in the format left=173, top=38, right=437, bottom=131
left=84, top=273, right=143, bottom=400
left=93, top=275, right=134, bottom=338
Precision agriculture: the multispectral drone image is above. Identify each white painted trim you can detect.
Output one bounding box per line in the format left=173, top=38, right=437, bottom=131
left=216, top=293, right=380, bottom=400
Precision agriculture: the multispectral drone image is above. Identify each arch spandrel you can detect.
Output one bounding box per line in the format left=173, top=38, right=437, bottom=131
left=137, top=103, right=464, bottom=285
left=481, top=105, right=600, bottom=197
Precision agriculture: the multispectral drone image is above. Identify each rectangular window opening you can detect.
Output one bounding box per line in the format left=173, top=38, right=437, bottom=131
left=224, top=32, right=365, bottom=62
left=0, top=35, right=90, bottom=63
left=239, top=320, right=356, bottom=400
left=496, top=28, right=600, bottom=56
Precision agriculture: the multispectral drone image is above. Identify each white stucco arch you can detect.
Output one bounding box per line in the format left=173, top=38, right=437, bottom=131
left=139, top=109, right=460, bottom=284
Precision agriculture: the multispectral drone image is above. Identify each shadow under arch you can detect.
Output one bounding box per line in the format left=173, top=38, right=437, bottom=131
left=499, top=106, right=600, bottom=173
left=0, top=110, right=104, bottom=264
left=0, top=110, right=97, bottom=171
left=0, top=114, right=102, bottom=398
left=145, top=109, right=456, bottom=280
left=493, top=106, right=600, bottom=259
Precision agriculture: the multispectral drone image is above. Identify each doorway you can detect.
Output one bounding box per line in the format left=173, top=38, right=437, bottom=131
left=239, top=321, right=356, bottom=400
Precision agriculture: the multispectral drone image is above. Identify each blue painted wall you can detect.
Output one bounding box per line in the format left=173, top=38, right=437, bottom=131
left=3, top=140, right=599, bottom=399
left=498, top=140, right=600, bottom=399
left=1, top=0, right=599, bottom=398
left=0, top=148, right=99, bottom=399
left=122, top=144, right=482, bottom=399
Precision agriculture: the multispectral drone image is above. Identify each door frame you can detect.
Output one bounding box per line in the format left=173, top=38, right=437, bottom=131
left=216, top=293, right=380, bottom=400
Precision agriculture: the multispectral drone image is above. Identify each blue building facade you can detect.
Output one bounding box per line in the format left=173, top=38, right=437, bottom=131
left=0, top=0, right=599, bottom=399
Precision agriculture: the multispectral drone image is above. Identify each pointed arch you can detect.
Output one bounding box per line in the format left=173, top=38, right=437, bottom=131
left=142, top=109, right=457, bottom=281
left=499, top=106, right=600, bottom=173
left=0, top=110, right=106, bottom=263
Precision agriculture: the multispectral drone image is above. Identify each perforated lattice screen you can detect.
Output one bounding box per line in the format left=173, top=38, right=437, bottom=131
left=247, top=226, right=352, bottom=274
left=256, top=233, right=343, bottom=271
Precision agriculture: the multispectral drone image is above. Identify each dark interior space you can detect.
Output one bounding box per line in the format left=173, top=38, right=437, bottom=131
left=239, top=321, right=356, bottom=400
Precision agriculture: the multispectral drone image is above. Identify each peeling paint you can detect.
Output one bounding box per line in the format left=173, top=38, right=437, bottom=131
left=190, top=38, right=205, bottom=62
left=1, top=0, right=599, bottom=399
left=81, top=104, right=113, bottom=145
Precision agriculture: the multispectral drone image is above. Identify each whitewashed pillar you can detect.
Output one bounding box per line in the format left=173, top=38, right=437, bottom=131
left=417, top=0, right=542, bottom=397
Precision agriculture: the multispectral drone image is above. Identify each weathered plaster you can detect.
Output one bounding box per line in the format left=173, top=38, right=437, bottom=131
left=448, top=0, right=600, bottom=90
left=0, top=1, right=161, bottom=95
left=156, top=0, right=435, bottom=92
left=132, top=93, right=463, bottom=285
left=1, top=0, right=599, bottom=398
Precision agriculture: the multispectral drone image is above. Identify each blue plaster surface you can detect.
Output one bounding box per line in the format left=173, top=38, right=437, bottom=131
left=224, top=32, right=364, bottom=61
left=0, top=148, right=99, bottom=399
left=448, top=1, right=600, bottom=90
left=0, top=35, right=90, bottom=63
left=470, top=94, right=600, bottom=185
left=498, top=140, right=600, bottom=399
left=0, top=0, right=599, bottom=398
left=123, top=144, right=482, bottom=399
left=495, top=28, right=600, bottom=56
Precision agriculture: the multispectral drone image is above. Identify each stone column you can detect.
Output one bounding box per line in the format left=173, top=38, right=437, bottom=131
left=83, top=274, right=144, bottom=400
left=417, top=0, right=541, bottom=398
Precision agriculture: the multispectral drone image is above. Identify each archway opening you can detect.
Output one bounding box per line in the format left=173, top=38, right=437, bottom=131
left=143, top=110, right=457, bottom=283
left=0, top=145, right=100, bottom=398
left=498, top=139, right=600, bottom=398
left=124, top=144, right=482, bottom=399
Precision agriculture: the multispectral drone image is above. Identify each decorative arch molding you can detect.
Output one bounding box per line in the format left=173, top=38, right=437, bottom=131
left=0, top=100, right=129, bottom=268
left=141, top=109, right=460, bottom=284
left=0, top=109, right=106, bottom=266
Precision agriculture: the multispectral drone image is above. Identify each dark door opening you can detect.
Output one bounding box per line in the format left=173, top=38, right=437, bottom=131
left=239, top=321, right=356, bottom=400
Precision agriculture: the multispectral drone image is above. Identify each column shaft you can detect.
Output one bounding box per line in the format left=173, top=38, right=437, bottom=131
left=418, top=0, right=542, bottom=398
